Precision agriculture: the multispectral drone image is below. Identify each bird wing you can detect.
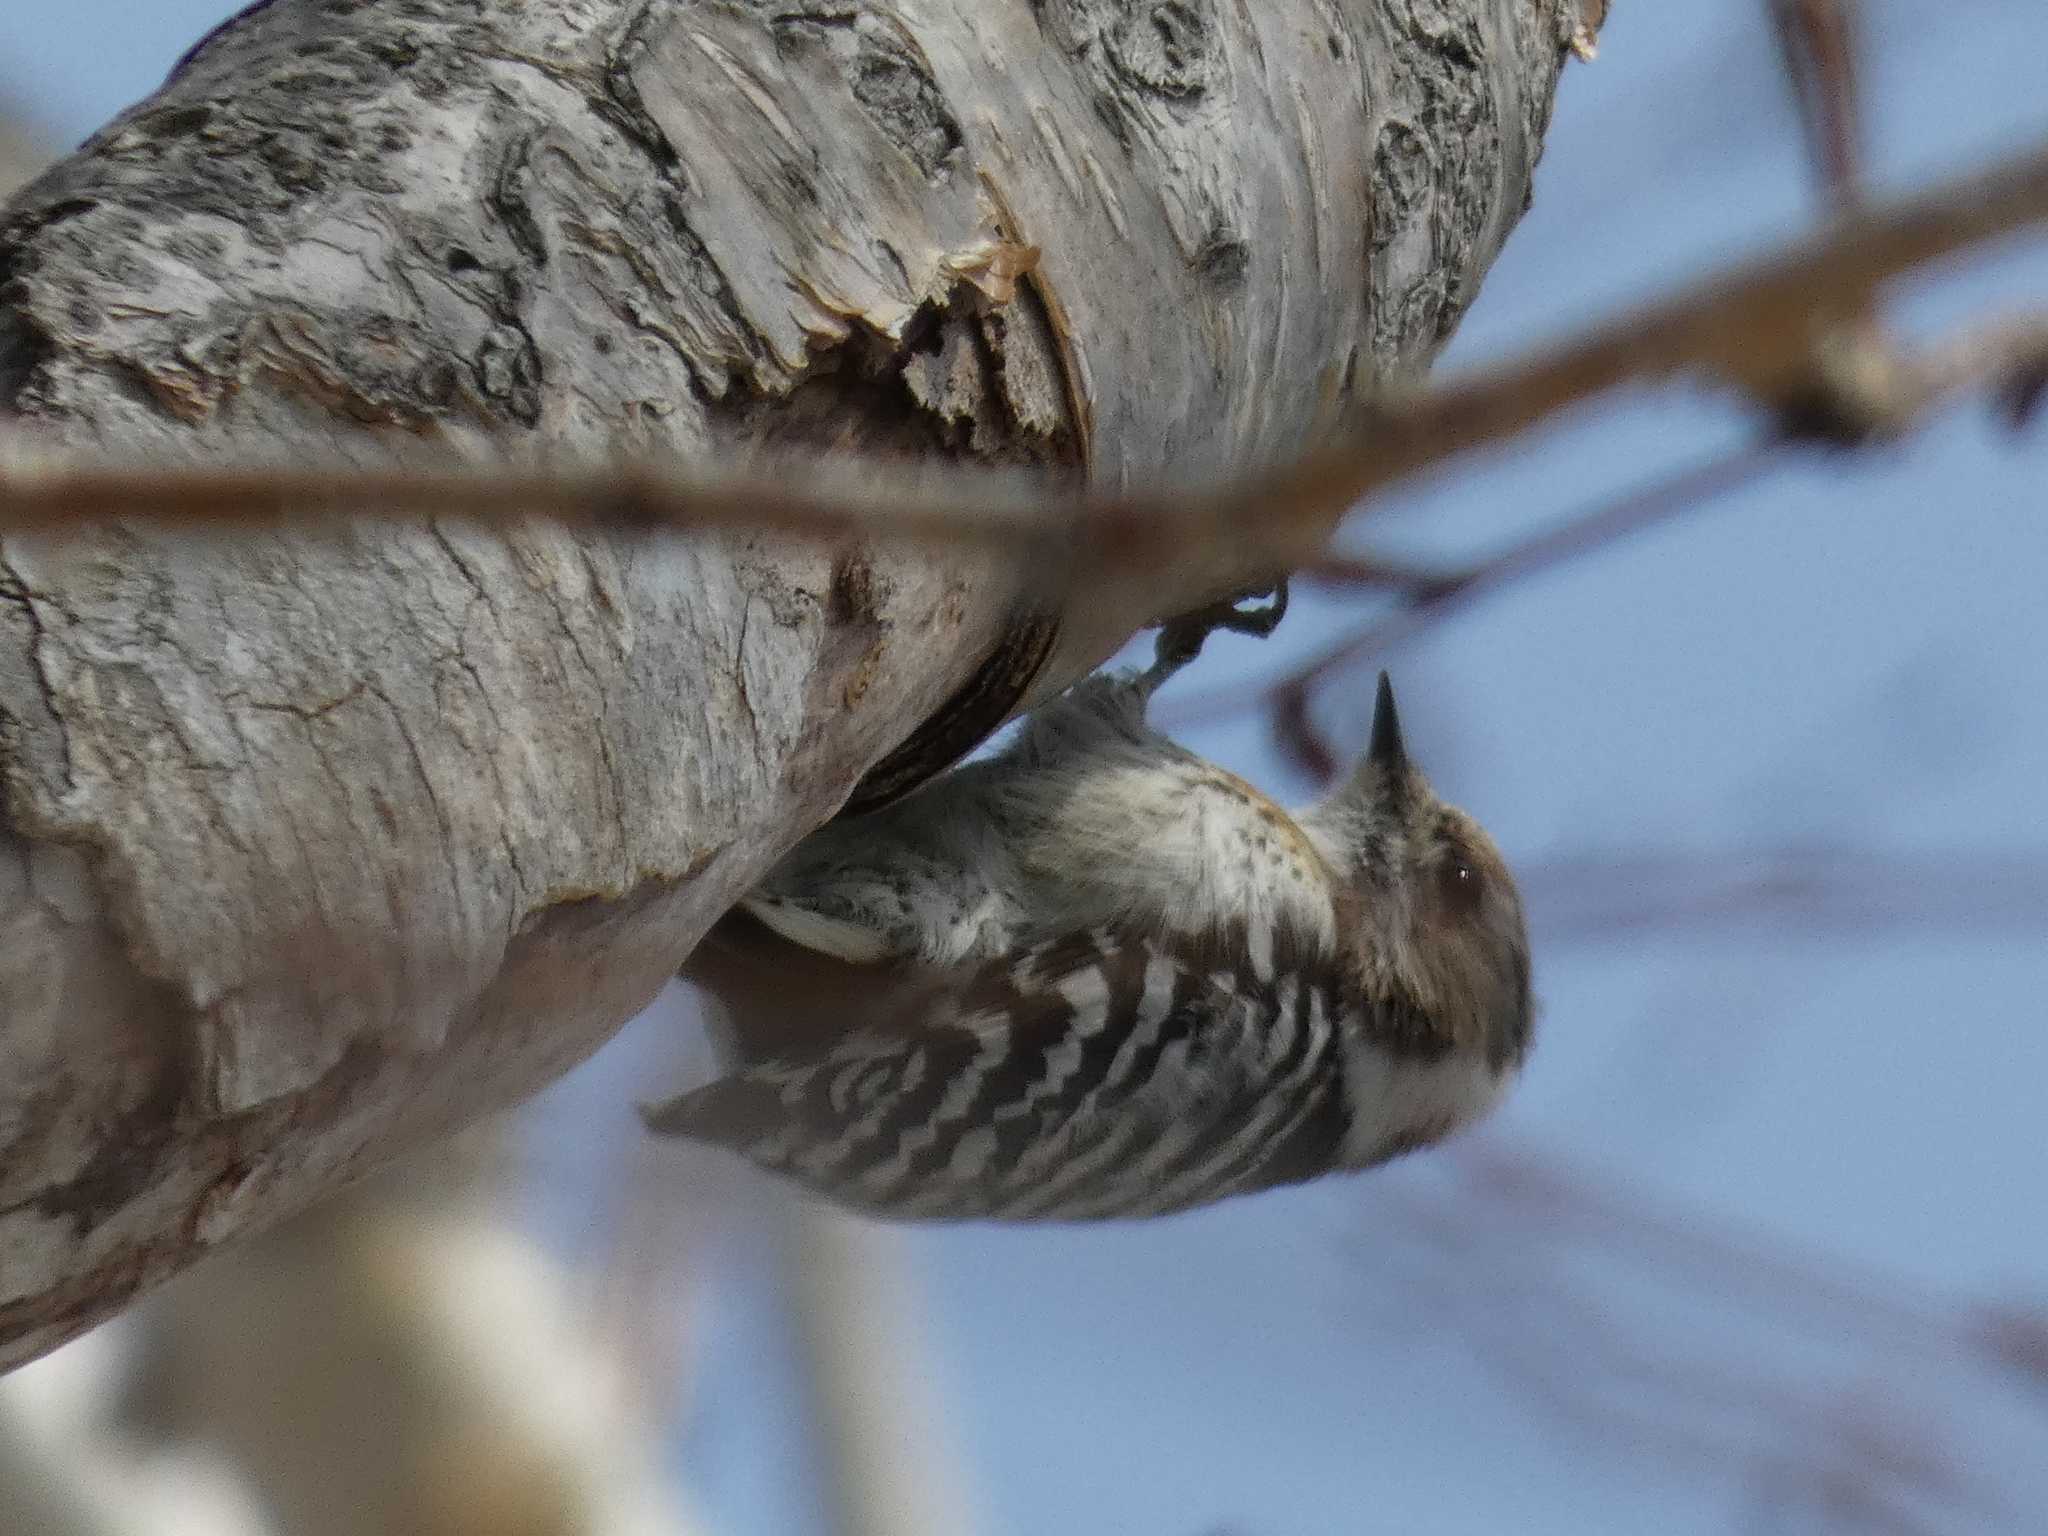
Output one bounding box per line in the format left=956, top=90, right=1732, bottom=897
left=642, top=929, right=1351, bottom=1221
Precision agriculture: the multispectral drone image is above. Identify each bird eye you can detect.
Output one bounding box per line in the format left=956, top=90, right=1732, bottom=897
left=1437, top=856, right=1483, bottom=914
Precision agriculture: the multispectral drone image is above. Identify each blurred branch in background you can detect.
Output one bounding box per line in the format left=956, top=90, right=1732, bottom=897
left=1189, top=444, right=1787, bottom=761
left=1524, top=845, right=2048, bottom=943
left=1, top=136, right=2044, bottom=592
left=787, top=1210, right=980, bottom=1536
left=1169, top=306, right=2043, bottom=757
left=1768, top=0, right=1865, bottom=205
left=0, top=1322, right=270, bottom=1536
left=2, top=1126, right=707, bottom=1536
left=1359, top=1141, right=2048, bottom=1535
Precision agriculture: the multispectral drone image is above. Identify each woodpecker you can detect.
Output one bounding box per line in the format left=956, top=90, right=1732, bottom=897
left=647, top=614, right=1533, bottom=1221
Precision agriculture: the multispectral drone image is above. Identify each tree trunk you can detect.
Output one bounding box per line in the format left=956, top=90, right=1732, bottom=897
left=0, top=0, right=1577, bottom=1369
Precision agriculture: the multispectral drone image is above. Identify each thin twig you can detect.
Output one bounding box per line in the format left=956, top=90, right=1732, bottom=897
left=1169, top=442, right=1786, bottom=733
left=1174, top=305, right=2048, bottom=734
left=1769, top=0, right=1865, bottom=206
left=1356, top=1144, right=2036, bottom=1530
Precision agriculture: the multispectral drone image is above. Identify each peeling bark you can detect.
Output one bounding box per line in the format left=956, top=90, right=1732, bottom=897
left=0, top=0, right=1578, bottom=1368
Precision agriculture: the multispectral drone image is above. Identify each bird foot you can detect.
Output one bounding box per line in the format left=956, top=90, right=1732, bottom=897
left=1145, top=579, right=1290, bottom=687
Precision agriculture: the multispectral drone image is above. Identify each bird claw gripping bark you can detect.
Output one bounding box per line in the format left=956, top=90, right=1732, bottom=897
left=1146, top=578, right=1290, bottom=686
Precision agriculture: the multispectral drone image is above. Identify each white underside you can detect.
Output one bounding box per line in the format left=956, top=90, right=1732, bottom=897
left=1339, top=1038, right=1513, bottom=1163
left=742, top=897, right=893, bottom=964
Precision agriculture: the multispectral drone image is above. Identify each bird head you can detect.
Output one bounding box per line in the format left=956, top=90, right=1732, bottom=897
left=1301, top=672, right=1533, bottom=1074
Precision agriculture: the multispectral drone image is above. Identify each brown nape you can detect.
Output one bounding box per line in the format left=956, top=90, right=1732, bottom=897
left=1408, top=807, right=1532, bottom=1074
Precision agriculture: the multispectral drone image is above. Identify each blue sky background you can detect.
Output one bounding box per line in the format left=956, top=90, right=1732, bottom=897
left=8, top=3, right=2048, bottom=1533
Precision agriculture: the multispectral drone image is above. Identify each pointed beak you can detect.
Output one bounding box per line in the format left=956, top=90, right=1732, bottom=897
left=1367, top=671, right=1408, bottom=775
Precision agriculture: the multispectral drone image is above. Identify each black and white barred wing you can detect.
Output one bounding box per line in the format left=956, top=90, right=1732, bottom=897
left=643, top=929, right=1353, bottom=1221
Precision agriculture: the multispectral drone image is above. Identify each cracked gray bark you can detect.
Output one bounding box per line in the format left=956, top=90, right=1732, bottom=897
left=0, top=0, right=1578, bottom=1369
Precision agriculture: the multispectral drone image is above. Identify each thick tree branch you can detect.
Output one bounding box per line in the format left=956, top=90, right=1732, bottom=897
left=0, top=0, right=1575, bottom=1367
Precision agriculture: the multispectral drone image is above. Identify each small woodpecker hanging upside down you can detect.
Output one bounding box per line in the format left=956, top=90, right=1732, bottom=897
left=648, top=598, right=1533, bottom=1221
